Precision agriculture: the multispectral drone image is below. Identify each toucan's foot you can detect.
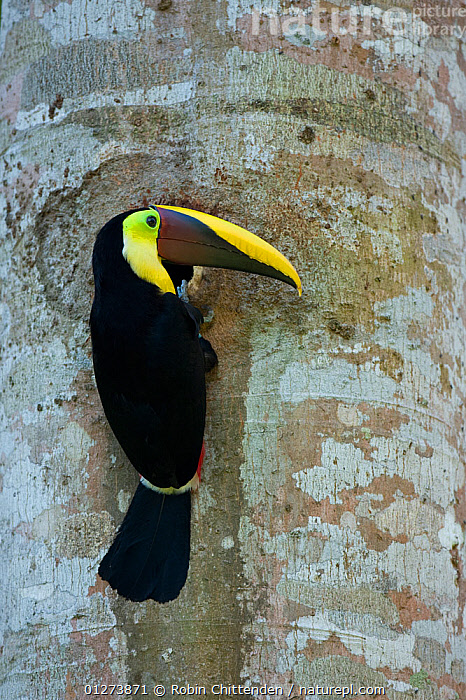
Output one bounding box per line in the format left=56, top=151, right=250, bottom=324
left=199, top=336, right=218, bottom=372
left=200, top=306, right=215, bottom=325
left=176, top=279, right=190, bottom=303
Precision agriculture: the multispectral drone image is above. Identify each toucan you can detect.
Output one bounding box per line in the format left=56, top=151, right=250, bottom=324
left=91, top=205, right=301, bottom=602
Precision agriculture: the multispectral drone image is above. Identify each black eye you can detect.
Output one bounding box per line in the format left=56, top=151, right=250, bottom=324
left=146, top=215, right=158, bottom=228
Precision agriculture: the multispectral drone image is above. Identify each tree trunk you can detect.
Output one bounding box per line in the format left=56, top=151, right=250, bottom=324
left=1, top=2, right=465, bottom=698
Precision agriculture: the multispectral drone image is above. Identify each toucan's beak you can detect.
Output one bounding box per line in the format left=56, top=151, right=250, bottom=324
left=155, top=206, right=302, bottom=295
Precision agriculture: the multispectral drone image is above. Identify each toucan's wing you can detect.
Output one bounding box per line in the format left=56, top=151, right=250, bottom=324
left=92, top=293, right=206, bottom=489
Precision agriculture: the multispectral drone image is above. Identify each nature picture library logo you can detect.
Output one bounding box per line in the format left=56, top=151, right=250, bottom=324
left=248, top=1, right=466, bottom=42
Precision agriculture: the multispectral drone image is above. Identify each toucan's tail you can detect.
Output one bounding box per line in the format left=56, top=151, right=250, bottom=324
left=98, top=483, right=191, bottom=603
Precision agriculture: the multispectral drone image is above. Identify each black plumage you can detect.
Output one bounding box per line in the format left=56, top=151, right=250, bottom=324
left=91, top=211, right=211, bottom=602
left=99, top=485, right=191, bottom=603
left=91, top=211, right=206, bottom=490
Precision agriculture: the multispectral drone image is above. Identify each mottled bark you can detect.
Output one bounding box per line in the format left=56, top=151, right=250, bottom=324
left=1, top=1, right=465, bottom=699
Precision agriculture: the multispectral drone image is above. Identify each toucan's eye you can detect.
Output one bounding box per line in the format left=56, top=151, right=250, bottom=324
left=146, top=215, right=158, bottom=228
